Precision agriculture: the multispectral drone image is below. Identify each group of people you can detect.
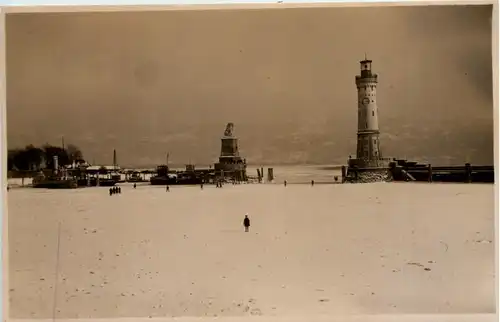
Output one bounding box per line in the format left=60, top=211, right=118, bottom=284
left=109, top=186, right=121, bottom=196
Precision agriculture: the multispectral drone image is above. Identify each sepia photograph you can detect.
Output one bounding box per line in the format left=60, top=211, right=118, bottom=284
left=4, top=3, right=496, bottom=320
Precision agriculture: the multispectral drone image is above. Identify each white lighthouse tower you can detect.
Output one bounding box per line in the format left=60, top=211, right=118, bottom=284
left=350, top=56, right=388, bottom=169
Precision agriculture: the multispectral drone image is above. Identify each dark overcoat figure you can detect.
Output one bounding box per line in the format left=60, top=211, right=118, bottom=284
left=243, top=215, right=250, bottom=232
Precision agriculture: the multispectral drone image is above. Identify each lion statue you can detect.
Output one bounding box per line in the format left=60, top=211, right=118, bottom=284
left=224, top=123, right=234, bottom=137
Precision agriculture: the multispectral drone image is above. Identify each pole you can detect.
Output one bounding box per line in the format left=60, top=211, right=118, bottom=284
left=52, top=222, right=62, bottom=322
left=465, top=163, right=472, bottom=183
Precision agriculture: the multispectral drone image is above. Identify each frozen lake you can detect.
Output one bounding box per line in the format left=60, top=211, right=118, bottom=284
left=7, top=167, right=495, bottom=319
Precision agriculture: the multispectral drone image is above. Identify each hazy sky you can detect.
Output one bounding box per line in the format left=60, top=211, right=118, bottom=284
left=6, top=5, right=494, bottom=167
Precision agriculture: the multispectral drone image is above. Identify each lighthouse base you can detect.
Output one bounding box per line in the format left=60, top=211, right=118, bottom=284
left=345, top=158, right=392, bottom=184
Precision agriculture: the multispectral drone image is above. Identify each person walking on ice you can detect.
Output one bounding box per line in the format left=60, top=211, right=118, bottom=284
left=243, top=214, right=250, bottom=232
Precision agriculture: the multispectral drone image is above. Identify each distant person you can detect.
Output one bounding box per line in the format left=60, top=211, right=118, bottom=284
left=201, top=183, right=204, bottom=190
left=243, top=215, right=250, bottom=232
left=166, top=185, right=170, bottom=192
left=118, top=187, right=121, bottom=194
left=311, top=180, right=315, bottom=186
left=6, top=186, right=9, bottom=191
left=109, top=188, right=113, bottom=196
left=133, top=183, right=137, bottom=189
left=284, top=180, right=287, bottom=187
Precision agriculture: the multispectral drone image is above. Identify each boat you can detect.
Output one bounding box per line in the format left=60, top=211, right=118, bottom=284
left=150, top=164, right=205, bottom=185
left=32, top=171, right=78, bottom=189
left=150, top=165, right=178, bottom=185
left=32, top=155, right=79, bottom=189
left=32, top=175, right=78, bottom=189
left=127, top=171, right=148, bottom=183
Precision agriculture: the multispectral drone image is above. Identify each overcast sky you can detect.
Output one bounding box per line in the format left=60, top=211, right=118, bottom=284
left=6, top=5, right=494, bottom=167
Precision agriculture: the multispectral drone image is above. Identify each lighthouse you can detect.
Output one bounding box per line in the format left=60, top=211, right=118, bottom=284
left=350, top=57, right=388, bottom=169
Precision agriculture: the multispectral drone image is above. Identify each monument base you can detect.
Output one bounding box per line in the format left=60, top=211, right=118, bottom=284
left=214, top=161, right=247, bottom=181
